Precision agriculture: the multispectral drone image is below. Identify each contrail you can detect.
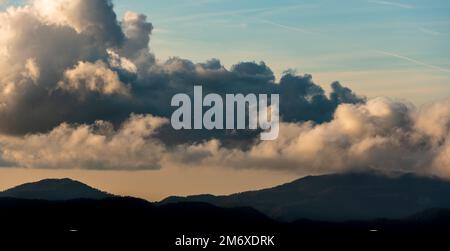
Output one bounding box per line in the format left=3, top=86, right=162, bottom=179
left=419, top=27, right=443, bottom=36
left=158, top=3, right=312, bottom=24
left=376, top=50, right=450, bottom=73
left=368, top=0, right=414, bottom=9
left=157, top=7, right=271, bottom=23
left=255, top=19, right=314, bottom=35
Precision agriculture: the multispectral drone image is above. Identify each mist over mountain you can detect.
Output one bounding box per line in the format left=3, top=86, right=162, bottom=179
left=0, top=178, right=112, bottom=200
left=161, top=172, right=450, bottom=221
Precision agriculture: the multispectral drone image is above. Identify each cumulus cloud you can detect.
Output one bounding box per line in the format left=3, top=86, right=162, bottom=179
left=32, top=0, right=124, bottom=46
left=23, top=58, right=40, bottom=82
left=0, top=114, right=167, bottom=170
left=0, top=0, right=448, bottom=178
left=1, top=98, right=449, bottom=178
left=0, top=0, right=125, bottom=134
left=57, top=60, right=130, bottom=96
left=171, top=98, right=450, bottom=177
left=0, top=0, right=364, bottom=137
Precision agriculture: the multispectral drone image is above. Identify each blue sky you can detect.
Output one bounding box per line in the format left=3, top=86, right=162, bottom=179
left=5, top=0, right=450, bottom=104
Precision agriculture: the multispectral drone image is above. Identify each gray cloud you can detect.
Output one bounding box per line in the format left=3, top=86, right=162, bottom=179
left=0, top=0, right=448, bottom=177
left=1, top=98, right=449, bottom=176
left=170, top=98, right=450, bottom=177
left=0, top=0, right=364, bottom=138
left=0, top=114, right=167, bottom=170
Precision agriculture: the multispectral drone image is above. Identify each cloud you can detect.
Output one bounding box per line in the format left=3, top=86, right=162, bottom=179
left=32, top=0, right=124, bottom=46
left=57, top=60, right=130, bottom=96
left=0, top=0, right=364, bottom=139
left=0, top=0, right=448, bottom=178
left=376, top=50, right=450, bottom=74
left=368, top=0, right=414, bottom=9
left=2, top=98, right=449, bottom=178
left=256, top=19, right=313, bottom=35
left=0, top=114, right=167, bottom=170
left=23, top=58, right=40, bottom=82
left=170, top=98, right=450, bottom=177
left=0, top=0, right=126, bottom=134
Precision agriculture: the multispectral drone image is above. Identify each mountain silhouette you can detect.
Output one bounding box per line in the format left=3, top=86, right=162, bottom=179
left=1, top=175, right=450, bottom=248
left=161, top=172, right=450, bottom=221
left=0, top=178, right=112, bottom=200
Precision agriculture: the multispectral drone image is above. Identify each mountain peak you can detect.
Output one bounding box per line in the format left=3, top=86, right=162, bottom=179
left=160, top=172, right=450, bottom=221
left=0, top=178, right=112, bottom=201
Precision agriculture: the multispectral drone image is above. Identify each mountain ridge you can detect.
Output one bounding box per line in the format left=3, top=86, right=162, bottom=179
left=0, top=178, right=112, bottom=200
left=160, top=172, right=450, bottom=221
left=3, top=172, right=450, bottom=222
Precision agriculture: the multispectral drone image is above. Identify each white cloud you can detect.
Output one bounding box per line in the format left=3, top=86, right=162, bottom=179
left=0, top=95, right=448, bottom=177
left=22, top=58, right=40, bottom=82
left=168, top=98, right=450, bottom=177
left=58, top=60, right=130, bottom=96
left=0, top=0, right=448, bottom=179
left=0, top=114, right=167, bottom=170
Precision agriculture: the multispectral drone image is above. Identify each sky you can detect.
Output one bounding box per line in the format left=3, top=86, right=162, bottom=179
left=3, top=0, right=450, bottom=104
left=110, top=0, right=450, bottom=104
left=0, top=0, right=449, bottom=200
